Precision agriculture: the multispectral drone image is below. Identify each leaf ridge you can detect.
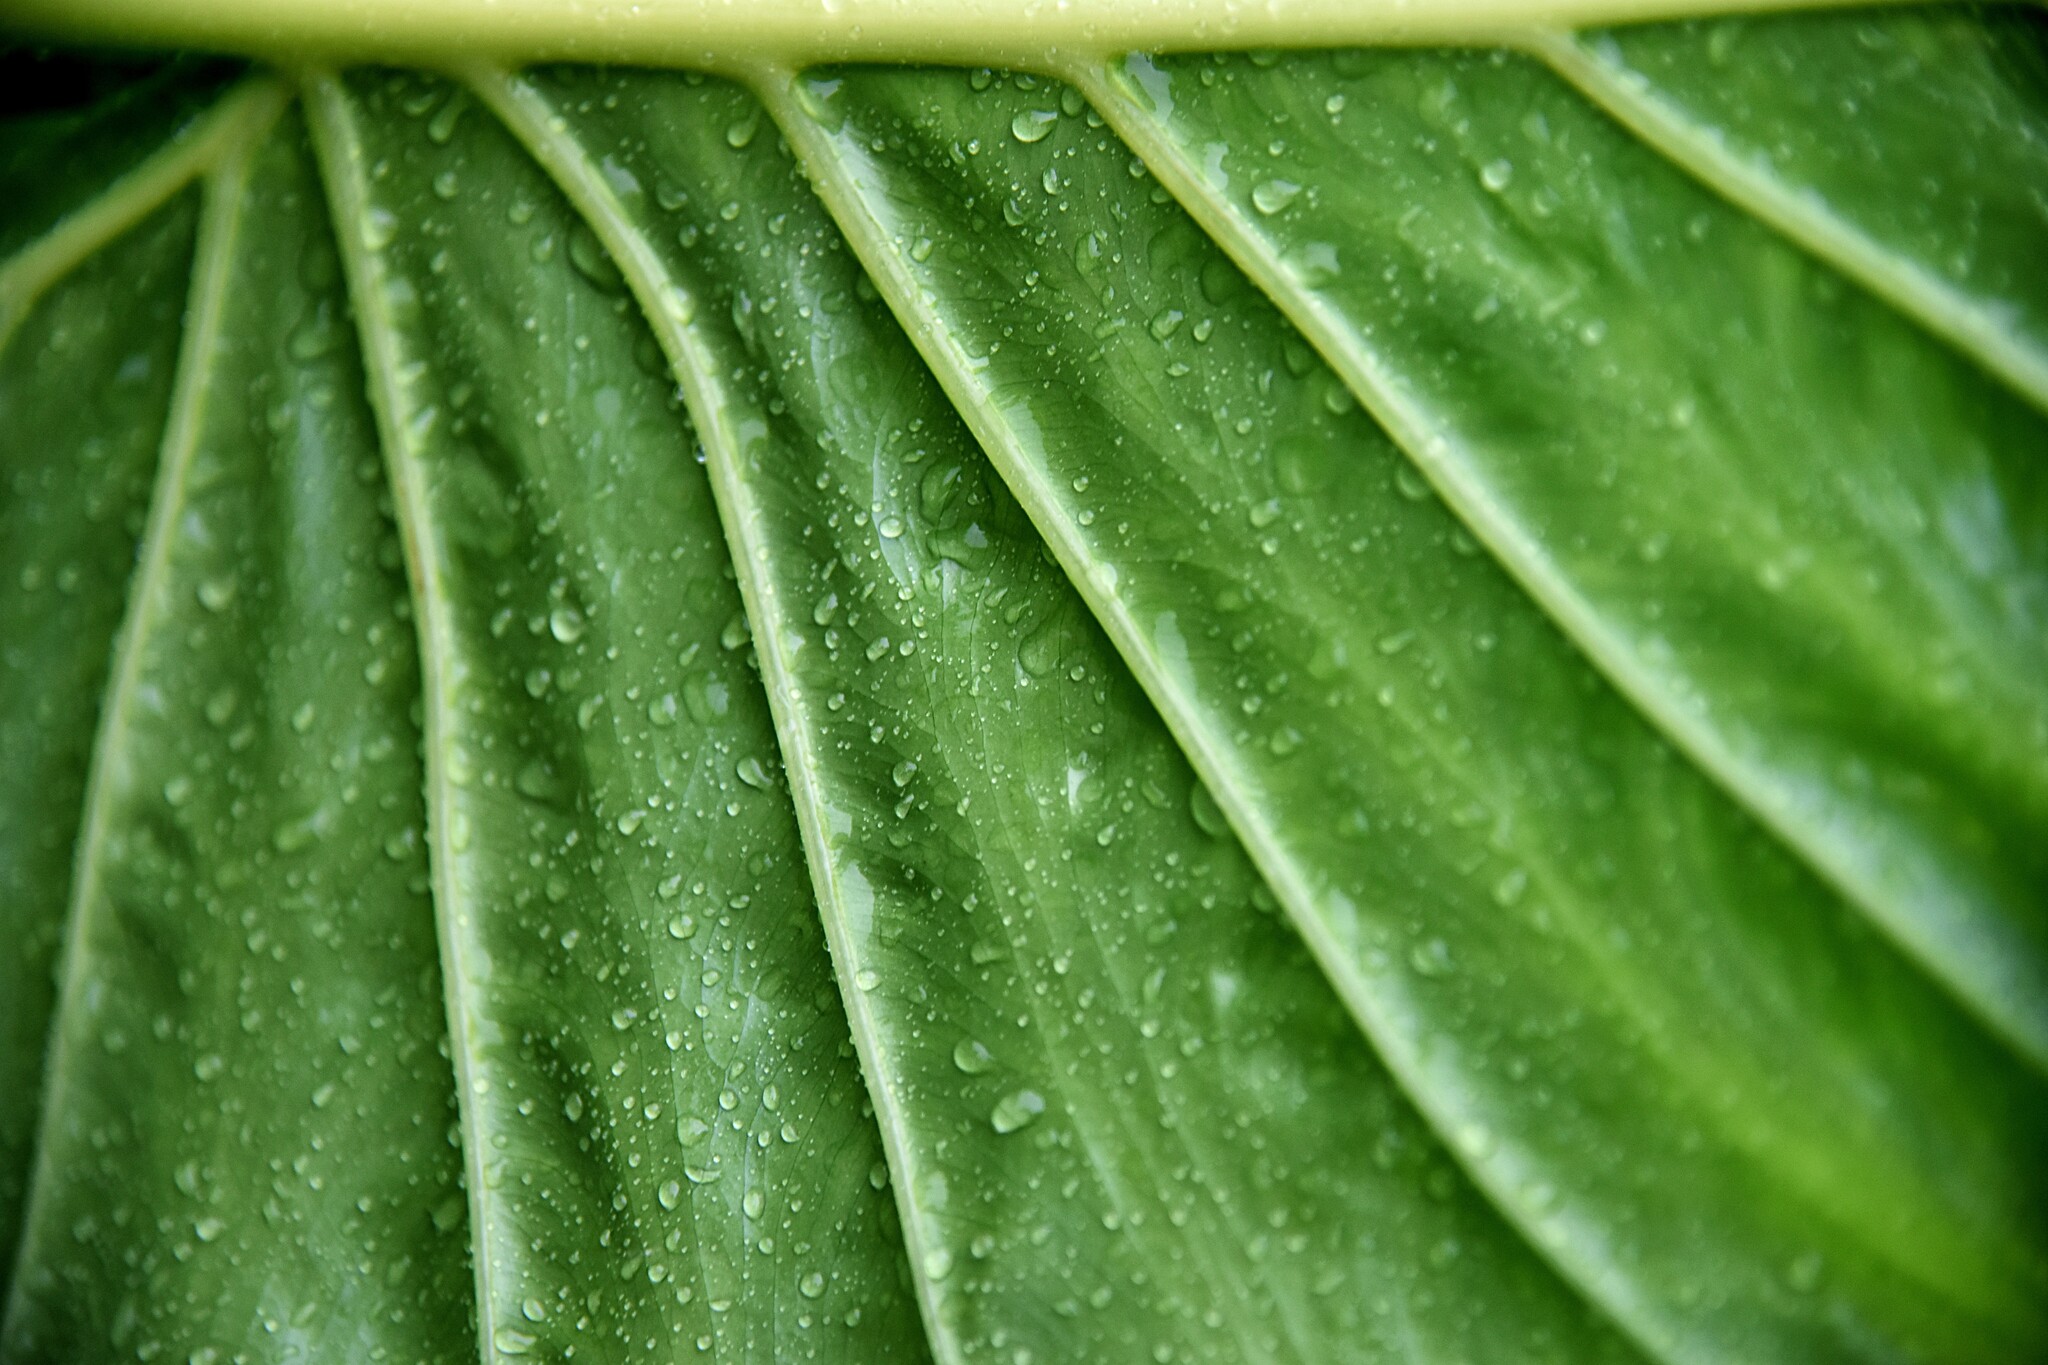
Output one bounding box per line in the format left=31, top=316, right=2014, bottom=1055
left=464, top=64, right=970, bottom=1362
left=1527, top=26, right=2048, bottom=415
left=296, top=70, right=503, bottom=1365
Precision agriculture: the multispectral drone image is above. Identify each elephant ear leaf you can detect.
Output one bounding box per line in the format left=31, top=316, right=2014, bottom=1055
left=2, top=10, right=2046, bottom=1365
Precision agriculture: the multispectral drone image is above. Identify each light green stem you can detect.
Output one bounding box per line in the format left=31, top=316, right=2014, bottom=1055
left=9, top=0, right=1905, bottom=66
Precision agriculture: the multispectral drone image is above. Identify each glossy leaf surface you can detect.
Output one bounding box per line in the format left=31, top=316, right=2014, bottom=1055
left=3, top=107, right=474, bottom=1361
left=305, top=69, right=925, bottom=1364
left=0, top=55, right=239, bottom=261
left=1538, top=5, right=2048, bottom=407
left=757, top=60, right=2048, bottom=1365
left=1, top=12, right=2044, bottom=1365
left=1080, top=42, right=2048, bottom=1068
left=512, top=63, right=1642, bottom=1365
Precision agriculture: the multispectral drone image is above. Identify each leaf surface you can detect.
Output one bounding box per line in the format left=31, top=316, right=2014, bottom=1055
left=2, top=103, right=475, bottom=1361
left=0, top=188, right=197, bottom=1284
left=500, top=61, right=1647, bottom=1365
left=1536, top=5, right=2048, bottom=409
left=0, top=54, right=240, bottom=262
left=755, top=60, right=2048, bottom=1365
left=304, top=69, right=926, bottom=1364
left=1077, top=38, right=2048, bottom=1070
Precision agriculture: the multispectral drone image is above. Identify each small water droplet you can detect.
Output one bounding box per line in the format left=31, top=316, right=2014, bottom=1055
left=549, top=604, right=586, bottom=643
left=991, top=1088, right=1045, bottom=1134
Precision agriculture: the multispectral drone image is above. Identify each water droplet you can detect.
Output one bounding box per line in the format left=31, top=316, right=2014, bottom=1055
left=991, top=1088, right=1045, bottom=1134
left=1409, top=938, right=1454, bottom=977
left=196, top=576, right=236, bottom=612
left=362, top=208, right=398, bottom=251
left=1188, top=784, right=1229, bottom=837
left=493, top=1326, right=537, bottom=1356
left=799, top=1271, right=826, bottom=1299
left=953, top=1039, right=993, bottom=1074
left=923, top=1246, right=955, bottom=1280
left=658, top=1180, right=682, bottom=1210
left=725, top=109, right=762, bottom=148
left=1479, top=158, right=1514, bottom=192
left=548, top=604, right=586, bottom=643
left=1251, top=179, right=1301, bottom=215
left=1011, top=109, right=1058, bottom=143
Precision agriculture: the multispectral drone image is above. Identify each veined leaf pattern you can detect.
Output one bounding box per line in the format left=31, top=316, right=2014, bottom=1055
left=1, top=8, right=2043, bottom=1364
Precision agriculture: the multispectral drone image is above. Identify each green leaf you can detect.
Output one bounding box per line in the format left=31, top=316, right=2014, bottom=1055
left=3, top=10, right=2045, bottom=1365
left=3, top=102, right=474, bottom=1359
left=492, top=61, right=1645, bottom=1364
left=756, top=59, right=2048, bottom=1364
left=302, top=68, right=927, bottom=1362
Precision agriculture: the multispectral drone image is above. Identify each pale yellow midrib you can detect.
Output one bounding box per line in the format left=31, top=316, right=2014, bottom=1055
left=7, top=0, right=1911, bottom=69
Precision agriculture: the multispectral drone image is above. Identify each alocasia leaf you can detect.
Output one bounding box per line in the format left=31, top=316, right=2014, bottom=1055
left=3, top=99, right=474, bottom=1360
left=487, top=60, right=1647, bottom=1364
left=302, top=68, right=926, bottom=1362
left=753, top=60, right=2048, bottom=1364
left=2, top=7, right=2044, bottom=1365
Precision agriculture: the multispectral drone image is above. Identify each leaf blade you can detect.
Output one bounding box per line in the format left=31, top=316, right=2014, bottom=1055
left=1535, top=6, right=2048, bottom=412
left=1079, top=40, right=2048, bottom=1071
left=0, top=186, right=197, bottom=1298
left=518, top=60, right=1650, bottom=1365
left=3, top=103, right=475, bottom=1362
left=761, top=58, right=2048, bottom=1365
